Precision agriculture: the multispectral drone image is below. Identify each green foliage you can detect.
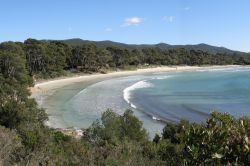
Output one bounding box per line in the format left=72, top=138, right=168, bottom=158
left=0, top=125, right=22, bottom=165
left=162, top=119, right=190, bottom=144
left=84, top=109, right=148, bottom=145
left=21, top=38, right=250, bottom=78
left=0, top=42, right=31, bottom=84
left=82, top=110, right=163, bottom=166
left=153, top=133, right=160, bottom=143
left=157, top=112, right=250, bottom=165
left=54, top=131, right=71, bottom=143
left=24, top=39, right=69, bottom=78
left=1, top=38, right=250, bottom=165
left=120, top=110, right=148, bottom=141
left=62, top=39, right=245, bottom=55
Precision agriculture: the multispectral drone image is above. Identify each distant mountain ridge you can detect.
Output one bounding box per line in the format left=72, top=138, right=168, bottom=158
left=60, top=38, right=246, bottom=54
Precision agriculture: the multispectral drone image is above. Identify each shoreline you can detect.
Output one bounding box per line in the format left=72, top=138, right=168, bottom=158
left=30, top=65, right=246, bottom=136
left=30, top=65, right=243, bottom=100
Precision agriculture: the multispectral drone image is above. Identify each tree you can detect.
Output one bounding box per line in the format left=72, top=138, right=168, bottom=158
left=0, top=126, right=22, bottom=165
left=24, top=39, right=47, bottom=76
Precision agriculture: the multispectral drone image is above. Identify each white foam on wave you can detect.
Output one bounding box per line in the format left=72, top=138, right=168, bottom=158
left=152, top=116, right=161, bottom=121
left=130, top=103, right=137, bottom=109
left=123, top=80, right=153, bottom=107
left=197, top=67, right=249, bottom=72
left=153, top=75, right=172, bottom=80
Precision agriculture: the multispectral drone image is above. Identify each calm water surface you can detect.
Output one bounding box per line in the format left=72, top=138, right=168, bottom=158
left=43, top=67, right=250, bottom=136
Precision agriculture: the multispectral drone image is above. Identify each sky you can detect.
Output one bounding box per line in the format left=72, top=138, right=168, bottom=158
left=1, top=0, right=250, bottom=52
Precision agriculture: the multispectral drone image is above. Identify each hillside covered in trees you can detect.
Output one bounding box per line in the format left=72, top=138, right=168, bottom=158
left=0, top=39, right=250, bottom=165
left=62, top=38, right=246, bottom=55
left=4, top=38, right=250, bottom=78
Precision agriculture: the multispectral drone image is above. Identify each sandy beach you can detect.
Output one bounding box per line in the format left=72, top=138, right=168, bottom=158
left=30, top=65, right=241, bottom=104
left=30, top=65, right=246, bottom=137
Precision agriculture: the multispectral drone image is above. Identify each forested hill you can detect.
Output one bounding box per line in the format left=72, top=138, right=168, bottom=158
left=61, top=38, right=245, bottom=54
left=0, top=38, right=249, bottom=79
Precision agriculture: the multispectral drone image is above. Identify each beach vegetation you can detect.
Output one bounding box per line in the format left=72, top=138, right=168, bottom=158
left=3, top=38, right=247, bottom=79
left=0, top=40, right=250, bottom=165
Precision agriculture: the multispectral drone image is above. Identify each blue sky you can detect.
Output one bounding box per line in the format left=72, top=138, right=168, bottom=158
left=1, top=0, right=250, bottom=52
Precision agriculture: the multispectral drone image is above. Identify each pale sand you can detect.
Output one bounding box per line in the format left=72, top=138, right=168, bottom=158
left=30, top=65, right=244, bottom=137
left=30, top=65, right=242, bottom=102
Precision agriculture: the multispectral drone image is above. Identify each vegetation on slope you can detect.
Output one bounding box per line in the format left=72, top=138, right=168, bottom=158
left=18, top=38, right=250, bottom=78
left=62, top=38, right=246, bottom=54
left=0, top=40, right=250, bottom=165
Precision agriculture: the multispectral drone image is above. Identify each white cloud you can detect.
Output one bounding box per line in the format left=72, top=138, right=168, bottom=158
left=163, top=16, right=175, bottom=22
left=122, top=17, right=143, bottom=27
left=184, top=6, right=190, bottom=10
left=105, top=28, right=112, bottom=32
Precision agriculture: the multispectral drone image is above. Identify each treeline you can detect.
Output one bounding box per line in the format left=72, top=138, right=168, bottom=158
left=3, top=39, right=250, bottom=78
left=1, top=40, right=250, bottom=165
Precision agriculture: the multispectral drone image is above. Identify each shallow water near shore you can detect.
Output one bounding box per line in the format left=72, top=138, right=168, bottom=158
left=42, top=66, right=250, bottom=137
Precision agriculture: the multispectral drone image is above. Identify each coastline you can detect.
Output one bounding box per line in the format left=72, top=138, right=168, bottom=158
left=30, top=65, right=244, bottom=136
left=30, top=65, right=242, bottom=101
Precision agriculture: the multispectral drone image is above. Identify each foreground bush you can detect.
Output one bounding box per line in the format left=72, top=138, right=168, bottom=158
left=1, top=108, right=250, bottom=165
left=154, top=112, right=250, bottom=165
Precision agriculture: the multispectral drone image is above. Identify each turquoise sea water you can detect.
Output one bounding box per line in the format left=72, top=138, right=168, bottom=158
left=43, top=67, right=250, bottom=136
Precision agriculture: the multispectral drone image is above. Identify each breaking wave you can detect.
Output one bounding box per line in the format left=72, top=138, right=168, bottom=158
left=123, top=80, right=153, bottom=108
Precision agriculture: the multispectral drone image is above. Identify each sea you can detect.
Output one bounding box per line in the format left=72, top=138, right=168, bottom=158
left=43, top=66, right=250, bottom=137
